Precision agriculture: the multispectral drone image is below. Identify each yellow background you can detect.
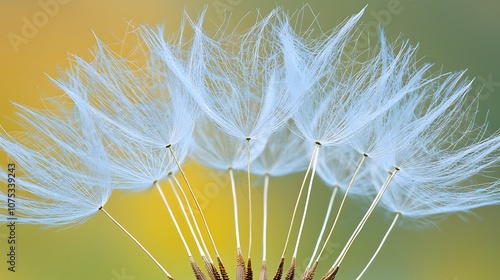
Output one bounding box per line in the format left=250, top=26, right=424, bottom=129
left=1, top=0, right=500, bottom=279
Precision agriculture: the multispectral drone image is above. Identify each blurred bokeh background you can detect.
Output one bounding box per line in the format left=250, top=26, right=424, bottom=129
left=1, top=0, right=500, bottom=279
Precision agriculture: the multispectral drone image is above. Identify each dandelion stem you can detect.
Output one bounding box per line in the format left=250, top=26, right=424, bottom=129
left=259, top=173, right=270, bottom=280
left=246, top=137, right=254, bottom=279
left=285, top=143, right=321, bottom=280
left=168, top=146, right=228, bottom=280
left=157, top=181, right=207, bottom=279
left=314, top=154, right=367, bottom=266
left=280, top=143, right=320, bottom=259
left=301, top=186, right=339, bottom=280
left=168, top=174, right=221, bottom=280
left=99, top=207, right=174, bottom=280
left=171, top=175, right=213, bottom=263
left=285, top=142, right=321, bottom=280
left=355, top=212, right=400, bottom=280
left=230, top=168, right=245, bottom=280
left=170, top=177, right=220, bottom=279
left=167, top=177, right=205, bottom=256
left=155, top=181, right=193, bottom=257
left=328, top=168, right=399, bottom=275
left=292, top=144, right=320, bottom=258
left=229, top=168, right=242, bottom=249
left=167, top=146, right=221, bottom=257
left=262, top=173, right=270, bottom=262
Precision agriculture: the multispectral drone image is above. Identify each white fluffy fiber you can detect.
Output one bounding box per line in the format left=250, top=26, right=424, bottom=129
left=0, top=103, right=111, bottom=227
left=2, top=6, right=500, bottom=232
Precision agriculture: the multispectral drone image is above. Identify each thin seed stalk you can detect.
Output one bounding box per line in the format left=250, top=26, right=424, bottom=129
left=171, top=175, right=213, bottom=263
left=156, top=182, right=208, bottom=279
left=286, top=143, right=321, bottom=279
left=167, top=177, right=206, bottom=257
left=277, top=143, right=320, bottom=277
left=300, top=186, right=339, bottom=280
left=260, top=174, right=270, bottom=280
left=100, top=207, right=174, bottom=279
left=167, top=145, right=223, bottom=261
left=230, top=168, right=245, bottom=280
left=355, top=213, right=400, bottom=280
left=246, top=137, right=253, bottom=277
left=327, top=168, right=399, bottom=278
left=313, top=154, right=367, bottom=266
left=168, top=177, right=218, bottom=280
left=291, top=143, right=321, bottom=258
left=229, top=168, right=242, bottom=248
left=156, top=181, right=193, bottom=257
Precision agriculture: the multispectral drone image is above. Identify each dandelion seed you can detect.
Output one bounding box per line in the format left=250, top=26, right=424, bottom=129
left=168, top=174, right=221, bottom=280
left=155, top=180, right=207, bottom=280
left=276, top=8, right=388, bottom=278
left=354, top=172, right=500, bottom=279
left=249, top=125, right=311, bottom=280
left=190, top=117, right=268, bottom=279
left=0, top=104, right=173, bottom=279
left=300, top=145, right=371, bottom=280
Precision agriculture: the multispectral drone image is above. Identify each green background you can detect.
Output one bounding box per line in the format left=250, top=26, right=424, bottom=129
left=1, top=0, right=500, bottom=279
